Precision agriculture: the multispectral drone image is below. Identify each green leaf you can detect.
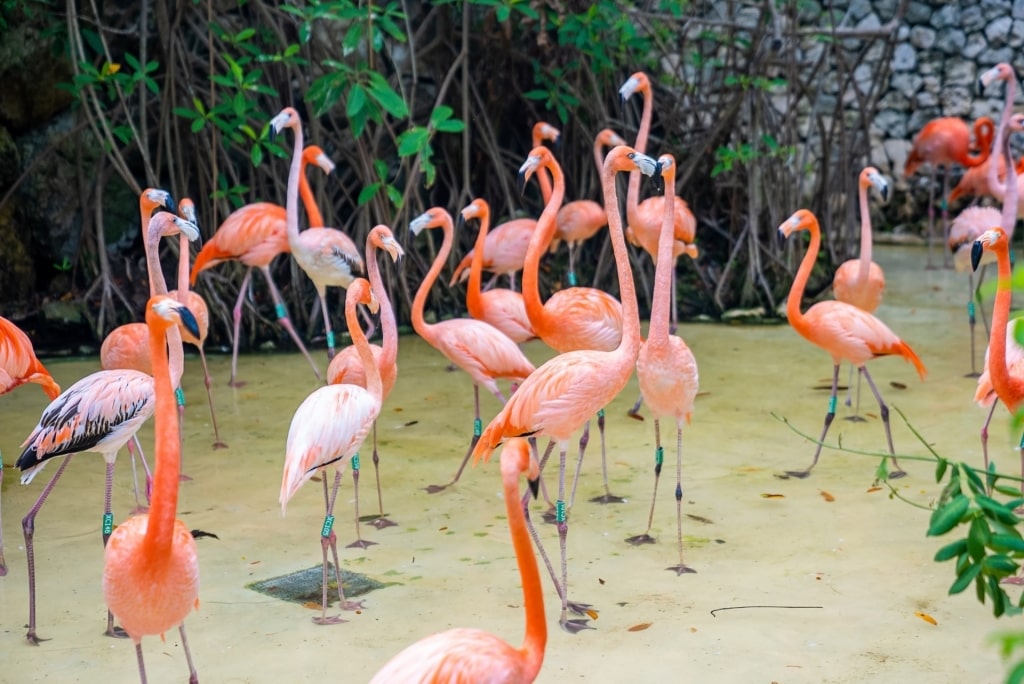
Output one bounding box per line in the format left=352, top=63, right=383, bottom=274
left=430, top=105, right=454, bottom=127
left=523, top=89, right=548, bottom=101
left=935, top=458, right=948, bottom=482
left=949, top=560, right=983, bottom=595
left=366, top=73, right=408, bottom=118
left=190, top=118, right=206, bottom=133
left=347, top=84, right=367, bottom=119
left=236, top=27, right=256, bottom=42
left=386, top=184, right=403, bottom=207
left=398, top=127, right=429, bottom=157
left=496, top=5, right=510, bottom=21
left=977, top=495, right=1020, bottom=525
left=933, top=538, right=968, bottom=562
left=968, top=517, right=991, bottom=560
left=984, top=554, right=1019, bottom=573
left=437, top=119, right=465, bottom=133
left=990, top=533, right=1024, bottom=553
left=928, top=495, right=970, bottom=537
left=357, top=182, right=380, bottom=206
left=250, top=144, right=263, bottom=167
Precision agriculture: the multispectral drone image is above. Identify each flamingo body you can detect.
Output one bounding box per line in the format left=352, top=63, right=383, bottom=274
left=832, top=167, right=889, bottom=314
left=450, top=218, right=536, bottom=286
left=0, top=317, right=60, bottom=399
left=905, top=117, right=986, bottom=176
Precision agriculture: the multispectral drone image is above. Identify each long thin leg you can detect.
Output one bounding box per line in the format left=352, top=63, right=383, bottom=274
left=554, top=441, right=592, bottom=633
left=425, top=384, right=495, bottom=493
left=980, top=400, right=998, bottom=489
left=843, top=362, right=866, bottom=422
left=590, top=408, right=624, bottom=503
left=368, top=421, right=396, bottom=529
left=861, top=366, right=907, bottom=479
left=666, top=423, right=695, bottom=575
left=626, top=392, right=644, bottom=420
left=319, top=291, right=336, bottom=360
left=0, top=457, right=6, bottom=577
left=925, top=166, right=938, bottom=269
left=23, top=455, right=73, bottom=644
left=977, top=265, right=991, bottom=338
left=197, top=346, right=227, bottom=449
left=314, top=473, right=347, bottom=625
left=967, top=271, right=980, bottom=377
left=126, top=435, right=152, bottom=513
left=178, top=623, right=199, bottom=684
left=626, top=419, right=663, bottom=545
left=175, top=388, right=190, bottom=481
left=102, top=460, right=128, bottom=638
left=941, top=168, right=952, bottom=269
left=259, top=266, right=322, bottom=382
left=229, top=268, right=253, bottom=387
left=346, top=454, right=377, bottom=549
left=784, top=363, right=840, bottom=478
left=567, top=244, right=578, bottom=286
left=568, top=420, right=590, bottom=509
left=325, top=471, right=364, bottom=615
left=135, top=642, right=149, bottom=684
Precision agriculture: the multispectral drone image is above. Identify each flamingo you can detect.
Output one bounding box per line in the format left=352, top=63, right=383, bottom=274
left=269, top=107, right=363, bottom=360
left=620, top=71, right=698, bottom=334
left=369, top=438, right=546, bottom=683
left=905, top=116, right=989, bottom=267
left=280, top=277, right=380, bottom=625
left=326, top=225, right=404, bottom=538
left=777, top=209, right=926, bottom=479
left=190, top=146, right=333, bottom=386
left=623, top=154, right=700, bottom=577
left=520, top=145, right=626, bottom=505
left=472, top=145, right=658, bottom=633
left=947, top=116, right=1006, bottom=205
left=103, top=294, right=202, bottom=684
left=981, top=63, right=1024, bottom=226
left=460, top=198, right=537, bottom=344
left=16, top=209, right=198, bottom=644
left=409, top=207, right=536, bottom=493
left=832, top=166, right=889, bottom=417
left=0, top=316, right=61, bottom=577
left=547, top=128, right=628, bottom=286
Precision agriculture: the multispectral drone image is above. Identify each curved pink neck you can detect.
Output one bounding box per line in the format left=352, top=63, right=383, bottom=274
left=786, top=219, right=819, bottom=335
left=989, top=75, right=1018, bottom=201
left=505, top=459, right=546, bottom=677
left=411, top=213, right=454, bottom=339
left=143, top=213, right=184, bottom=387
left=466, top=206, right=490, bottom=321
left=990, top=238, right=1023, bottom=409
left=600, top=158, right=640, bottom=358
left=522, top=160, right=567, bottom=330
left=627, top=87, right=653, bottom=227
left=300, top=155, right=325, bottom=228
left=533, top=130, right=554, bottom=205
left=285, top=121, right=304, bottom=248
left=857, top=178, right=873, bottom=281
left=143, top=315, right=180, bottom=558
left=348, top=292, right=382, bottom=403
left=367, top=237, right=397, bottom=371
left=1002, top=125, right=1019, bottom=235
left=648, top=170, right=676, bottom=343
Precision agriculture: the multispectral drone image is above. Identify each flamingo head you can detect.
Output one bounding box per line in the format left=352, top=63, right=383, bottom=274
left=979, top=62, right=1016, bottom=95
left=304, top=145, right=336, bottom=175
left=409, top=207, right=448, bottom=236
left=972, top=228, right=1007, bottom=271
left=369, top=225, right=404, bottom=263
left=517, top=146, right=556, bottom=194
left=603, top=146, right=662, bottom=192
left=460, top=198, right=487, bottom=223
left=619, top=71, right=650, bottom=107
left=599, top=128, right=627, bottom=148
left=778, top=209, right=817, bottom=239
left=141, top=187, right=175, bottom=217
left=148, top=295, right=201, bottom=340
left=269, top=107, right=301, bottom=141
left=177, top=197, right=200, bottom=232
left=861, top=167, right=889, bottom=202
left=499, top=438, right=540, bottom=497
left=347, top=277, right=379, bottom=315
left=657, top=153, right=677, bottom=185
left=533, top=121, right=561, bottom=149
left=149, top=212, right=200, bottom=244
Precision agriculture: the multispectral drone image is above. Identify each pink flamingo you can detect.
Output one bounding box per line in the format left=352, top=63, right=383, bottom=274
left=16, top=208, right=198, bottom=644
left=778, top=209, right=926, bottom=479
left=460, top=198, right=537, bottom=344
left=409, top=206, right=536, bottom=493
left=472, top=145, right=659, bottom=633
left=520, top=144, right=626, bottom=505
left=281, top=278, right=380, bottom=625
left=370, top=438, right=546, bottom=683
left=103, top=294, right=202, bottom=684
left=326, top=225, right=404, bottom=538
left=190, top=146, right=333, bottom=386
left=832, top=167, right=889, bottom=418
left=0, top=316, right=61, bottom=577
left=269, top=107, right=363, bottom=360
left=624, top=154, right=700, bottom=577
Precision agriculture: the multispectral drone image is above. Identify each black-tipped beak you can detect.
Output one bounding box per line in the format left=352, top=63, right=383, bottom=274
left=517, top=169, right=528, bottom=196
left=777, top=228, right=787, bottom=247
left=163, top=196, right=177, bottom=215
left=528, top=476, right=540, bottom=499
left=977, top=77, right=985, bottom=97
left=457, top=214, right=465, bottom=232
left=178, top=305, right=201, bottom=339
left=880, top=185, right=889, bottom=203
left=553, top=135, right=562, bottom=153
left=971, top=240, right=984, bottom=271
left=649, top=162, right=664, bottom=194
left=619, top=93, right=627, bottom=111
left=268, top=125, right=277, bottom=143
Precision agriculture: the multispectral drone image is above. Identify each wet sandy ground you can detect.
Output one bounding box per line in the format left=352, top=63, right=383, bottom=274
left=0, top=244, right=1016, bottom=683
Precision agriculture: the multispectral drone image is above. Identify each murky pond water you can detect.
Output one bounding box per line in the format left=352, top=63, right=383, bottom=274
left=0, top=244, right=1013, bottom=682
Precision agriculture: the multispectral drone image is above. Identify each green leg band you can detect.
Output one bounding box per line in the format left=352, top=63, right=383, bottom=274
left=326, top=331, right=336, bottom=349
left=275, top=302, right=287, bottom=319
left=655, top=445, right=664, bottom=467
left=568, top=271, right=578, bottom=286
left=473, top=418, right=482, bottom=437
left=555, top=499, right=566, bottom=523
left=321, top=515, right=335, bottom=538
left=827, top=395, right=836, bottom=414
left=175, top=387, right=186, bottom=407
left=352, top=454, right=360, bottom=471
left=102, top=513, right=114, bottom=536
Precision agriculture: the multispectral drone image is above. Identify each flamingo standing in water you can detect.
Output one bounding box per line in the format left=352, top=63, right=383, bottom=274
left=327, top=225, right=404, bottom=538
left=624, top=154, right=699, bottom=577
left=281, top=278, right=380, bottom=625
left=15, top=208, right=197, bottom=645
left=269, top=107, right=363, bottom=361
left=191, top=146, right=334, bottom=385
left=778, top=209, right=926, bottom=479
left=410, top=207, right=536, bottom=493
left=905, top=116, right=989, bottom=268
left=0, top=316, right=61, bottom=577
left=520, top=145, right=626, bottom=505
left=460, top=198, right=536, bottom=344
left=832, top=167, right=889, bottom=417
left=370, top=438, right=546, bottom=683
left=473, top=145, right=658, bottom=633
left=947, top=116, right=1003, bottom=205
left=103, top=295, right=202, bottom=684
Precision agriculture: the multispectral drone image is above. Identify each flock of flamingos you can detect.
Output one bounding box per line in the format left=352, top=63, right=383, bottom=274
left=2, top=62, right=1024, bottom=682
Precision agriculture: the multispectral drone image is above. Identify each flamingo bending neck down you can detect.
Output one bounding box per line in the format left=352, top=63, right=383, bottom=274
left=103, top=295, right=202, bottom=684
left=778, top=209, right=926, bottom=479
left=281, top=278, right=381, bottom=625
left=16, top=207, right=197, bottom=645
left=0, top=317, right=61, bottom=577
left=410, top=207, right=536, bottom=493
left=625, top=154, right=700, bottom=576
left=327, top=225, right=404, bottom=540
left=270, top=107, right=363, bottom=361
left=472, top=145, right=658, bottom=633
left=191, top=145, right=334, bottom=386
left=370, top=438, right=547, bottom=683
left=832, top=166, right=888, bottom=418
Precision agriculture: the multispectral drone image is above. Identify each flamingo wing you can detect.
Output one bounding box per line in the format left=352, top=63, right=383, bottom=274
left=368, top=627, right=526, bottom=684
left=432, top=320, right=535, bottom=386
left=802, top=301, right=924, bottom=377
left=192, top=203, right=289, bottom=277
left=542, top=288, right=623, bottom=352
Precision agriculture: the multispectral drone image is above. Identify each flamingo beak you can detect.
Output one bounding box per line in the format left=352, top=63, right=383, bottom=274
left=971, top=240, right=984, bottom=271
left=650, top=162, right=664, bottom=194
left=177, top=305, right=201, bottom=340
left=528, top=476, right=540, bottom=499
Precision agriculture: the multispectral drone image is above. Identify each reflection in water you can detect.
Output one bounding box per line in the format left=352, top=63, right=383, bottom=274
left=0, top=245, right=1011, bottom=681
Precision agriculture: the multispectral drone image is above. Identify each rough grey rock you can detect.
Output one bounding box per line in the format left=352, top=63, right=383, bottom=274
left=891, top=43, right=917, bottom=71
left=910, top=26, right=936, bottom=49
